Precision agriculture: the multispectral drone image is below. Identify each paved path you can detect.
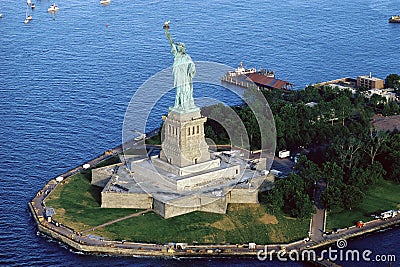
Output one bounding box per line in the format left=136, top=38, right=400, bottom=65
left=81, top=209, right=152, bottom=234
left=310, top=179, right=326, bottom=242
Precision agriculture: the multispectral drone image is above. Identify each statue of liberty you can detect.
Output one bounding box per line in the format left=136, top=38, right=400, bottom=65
left=164, top=21, right=197, bottom=112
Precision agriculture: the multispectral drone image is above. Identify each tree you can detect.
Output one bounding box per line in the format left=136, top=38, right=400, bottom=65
left=382, top=103, right=391, bottom=116
left=353, top=91, right=367, bottom=110
left=262, top=186, right=284, bottom=213
left=277, top=138, right=287, bottom=152
left=274, top=115, right=286, bottom=140
left=322, top=185, right=343, bottom=211
left=382, top=102, right=399, bottom=116
left=204, top=124, right=216, bottom=140
left=296, top=156, right=320, bottom=179
left=385, top=74, right=400, bottom=90
left=296, top=85, right=323, bottom=103
left=363, top=129, right=388, bottom=165
left=290, top=193, right=315, bottom=218
left=332, top=95, right=353, bottom=126
left=330, top=136, right=363, bottom=173
left=322, top=161, right=345, bottom=187
left=369, top=94, right=386, bottom=111
left=387, top=150, right=400, bottom=182
left=279, top=103, right=301, bottom=149
left=382, top=133, right=400, bottom=182
left=342, top=185, right=364, bottom=210
left=270, top=173, right=317, bottom=218
left=321, top=162, right=345, bottom=211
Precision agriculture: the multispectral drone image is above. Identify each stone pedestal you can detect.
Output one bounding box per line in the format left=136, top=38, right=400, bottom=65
left=160, top=109, right=210, bottom=168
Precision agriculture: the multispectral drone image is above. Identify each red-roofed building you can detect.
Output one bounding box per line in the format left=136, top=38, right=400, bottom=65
left=247, top=73, right=294, bottom=91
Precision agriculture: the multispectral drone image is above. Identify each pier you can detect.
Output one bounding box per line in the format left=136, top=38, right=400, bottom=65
left=221, top=73, right=294, bottom=91
left=221, top=62, right=294, bottom=91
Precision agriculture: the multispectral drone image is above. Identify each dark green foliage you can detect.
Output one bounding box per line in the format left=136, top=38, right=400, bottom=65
left=385, top=73, right=400, bottom=90
left=202, top=85, right=398, bottom=217
left=262, top=165, right=316, bottom=219
left=326, top=179, right=400, bottom=230
left=380, top=132, right=400, bottom=183
left=382, top=102, right=400, bottom=116
left=94, top=155, right=120, bottom=169
left=201, top=103, right=235, bottom=146
left=261, top=186, right=283, bottom=213
left=259, top=86, right=374, bottom=150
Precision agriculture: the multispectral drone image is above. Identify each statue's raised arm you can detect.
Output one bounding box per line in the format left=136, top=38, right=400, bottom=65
left=164, top=21, right=177, bottom=54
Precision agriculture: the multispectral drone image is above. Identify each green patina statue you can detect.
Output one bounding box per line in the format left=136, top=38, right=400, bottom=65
left=164, top=21, right=198, bottom=113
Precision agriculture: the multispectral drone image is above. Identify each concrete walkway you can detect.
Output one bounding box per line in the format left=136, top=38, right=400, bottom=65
left=310, top=179, right=327, bottom=242
left=81, top=209, right=152, bottom=234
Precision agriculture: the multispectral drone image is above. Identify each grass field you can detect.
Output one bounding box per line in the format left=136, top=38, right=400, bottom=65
left=94, top=204, right=309, bottom=244
left=326, top=179, right=400, bottom=230
left=46, top=172, right=309, bottom=244
left=46, top=173, right=141, bottom=233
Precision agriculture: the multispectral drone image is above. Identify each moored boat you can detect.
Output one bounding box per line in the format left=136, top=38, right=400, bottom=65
left=224, top=62, right=275, bottom=78
left=24, top=15, right=32, bottom=24
left=389, top=15, right=400, bottom=23
left=24, top=0, right=32, bottom=24
left=48, top=3, right=59, bottom=12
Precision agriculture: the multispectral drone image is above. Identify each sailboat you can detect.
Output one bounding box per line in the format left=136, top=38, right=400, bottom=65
left=24, top=0, right=32, bottom=24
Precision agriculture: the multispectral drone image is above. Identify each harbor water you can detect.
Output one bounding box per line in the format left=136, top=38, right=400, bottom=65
left=0, top=0, right=399, bottom=266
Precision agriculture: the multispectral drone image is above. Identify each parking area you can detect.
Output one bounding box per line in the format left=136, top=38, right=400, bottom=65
left=271, top=156, right=295, bottom=178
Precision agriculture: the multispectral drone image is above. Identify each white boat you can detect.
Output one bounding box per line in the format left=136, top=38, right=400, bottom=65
left=24, top=15, right=32, bottom=24
left=134, top=134, right=146, bottom=141
left=225, top=62, right=275, bottom=78
left=0, top=13, right=3, bottom=18
left=24, top=0, right=32, bottom=24
left=100, top=0, right=110, bottom=5
left=48, top=3, right=59, bottom=12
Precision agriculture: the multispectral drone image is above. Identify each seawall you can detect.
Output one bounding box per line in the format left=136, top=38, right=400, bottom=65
left=29, top=144, right=400, bottom=258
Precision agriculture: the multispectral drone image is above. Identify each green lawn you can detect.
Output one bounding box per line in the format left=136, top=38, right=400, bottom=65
left=145, top=134, right=161, bottom=145
left=46, top=173, right=309, bottom=244
left=95, top=205, right=309, bottom=244
left=46, top=173, right=141, bottom=232
left=326, top=179, right=400, bottom=230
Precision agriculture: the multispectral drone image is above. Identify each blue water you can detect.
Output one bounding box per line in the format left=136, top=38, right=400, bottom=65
left=1, top=0, right=400, bottom=266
